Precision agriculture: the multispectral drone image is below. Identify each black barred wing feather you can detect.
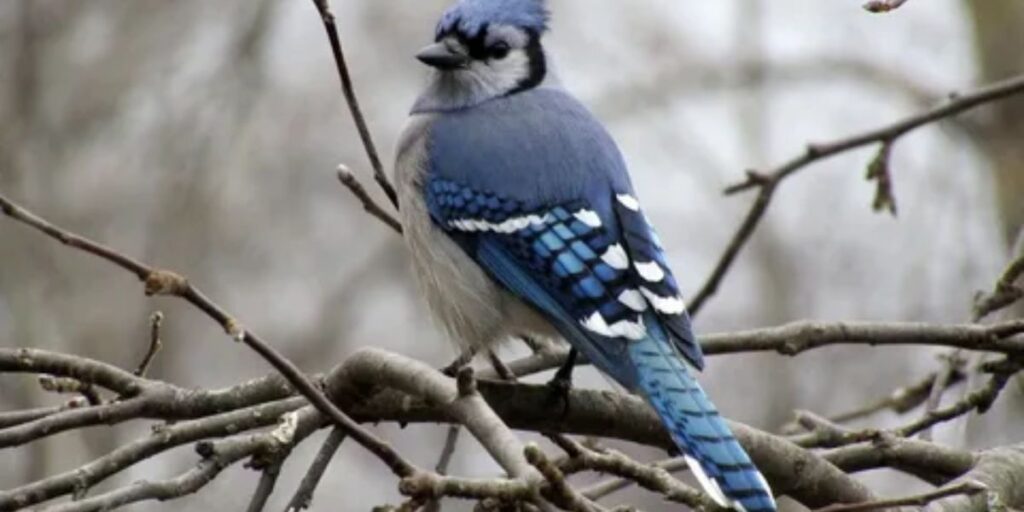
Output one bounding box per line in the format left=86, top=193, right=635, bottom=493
left=612, top=194, right=703, bottom=369
left=426, top=177, right=703, bottom=368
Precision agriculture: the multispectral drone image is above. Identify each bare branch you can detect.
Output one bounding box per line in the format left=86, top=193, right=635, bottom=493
left=0, top=398, right=308, bottom=510
left=0, top=191, right=418, bottom=479
left=247, top=457, right=287, bottom=512
left=337, top=349, right=538, bottom=481
left=932, top=445, right=1024, bottom=511
left=895, top=359, right=1021, bottom=438
left=559, top=446, right=711, bottom=509
left=525, top=444, right=605, bottom=512
left=808, top=366, right=966, bottom=426
left=974, top=252, right=1024, bottom=321
left=690, top=72, right=1024, bottom=314
left=702, top=320, right=1024, bottom=356
left=326, top=349, right=875, bottom=507
left=308, top=0, right=398, bottom=208
left=134, top=311, right=165, bottom=377
left=495, top=320, right=1024, bottom=382
left=816, top=480, right=986, bottom=512
left=284, top=428, right=347, bottom=512
left=45, top=408, right=319, bottom=512
left=862, top=0, right=910, bottom=14
left=824, top=434, right=978, bottom=485
left=337, top=165, right=403, bottom=234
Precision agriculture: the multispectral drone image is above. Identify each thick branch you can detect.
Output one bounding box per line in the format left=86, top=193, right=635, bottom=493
left=933, top=445, right=1024, bottom=511
left=327, top=348, right=874, bottom=507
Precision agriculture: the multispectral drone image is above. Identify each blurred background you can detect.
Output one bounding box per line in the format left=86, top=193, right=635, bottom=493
left=1, top=1, right=1022, bottom=510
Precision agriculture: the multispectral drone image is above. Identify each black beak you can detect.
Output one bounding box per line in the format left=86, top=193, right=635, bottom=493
left=416, top=42, right=469, bottom=70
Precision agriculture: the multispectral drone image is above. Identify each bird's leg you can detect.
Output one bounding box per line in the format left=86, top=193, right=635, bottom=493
left=441, top=347, right=478, bottom=377
left=545, top=348, right=578, bottom=417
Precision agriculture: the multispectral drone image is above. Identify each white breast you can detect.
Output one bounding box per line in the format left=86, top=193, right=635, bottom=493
left=393, top=115, right=557, bottom=351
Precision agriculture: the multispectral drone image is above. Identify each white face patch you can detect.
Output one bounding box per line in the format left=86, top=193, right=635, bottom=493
left=413, top=25, right=544, bottom=113
left=580, top=312, right=646, bottom=340
left=635, top=261, right=666, bottom=282
left=573, top=209, right=602, bottom=228
left=463, top=48, right=531, bottom=97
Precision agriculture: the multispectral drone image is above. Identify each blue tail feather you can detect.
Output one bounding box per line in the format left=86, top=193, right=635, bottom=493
left=628, top=327, right=776, bottom=512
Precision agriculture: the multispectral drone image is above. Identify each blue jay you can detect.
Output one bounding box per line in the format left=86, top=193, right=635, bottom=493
left=394, top=1, right=775, bottom=510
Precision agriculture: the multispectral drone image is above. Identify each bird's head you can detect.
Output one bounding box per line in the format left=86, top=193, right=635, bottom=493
left=412, top=0, right=552, bottom=112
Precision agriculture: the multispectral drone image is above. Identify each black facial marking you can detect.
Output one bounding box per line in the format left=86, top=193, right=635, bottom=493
left=506, top=30, right=546, bottom=96
left=436, top=24, right=548, bottom=96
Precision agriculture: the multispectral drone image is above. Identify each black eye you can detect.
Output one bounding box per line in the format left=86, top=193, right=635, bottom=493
left=488, top=42, right=511, bottom=60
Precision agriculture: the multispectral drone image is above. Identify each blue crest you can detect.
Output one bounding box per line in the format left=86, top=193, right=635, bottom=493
left=436, top=0, right=549, bottom=38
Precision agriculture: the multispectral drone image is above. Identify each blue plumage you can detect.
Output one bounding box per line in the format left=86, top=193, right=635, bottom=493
left=397, top=2, right=776, bottom=509
left=436, top=0, right=549, bottom=38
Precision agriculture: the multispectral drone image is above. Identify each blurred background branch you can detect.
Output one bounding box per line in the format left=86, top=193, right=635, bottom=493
left=2, top=1, right=1024, bottom=511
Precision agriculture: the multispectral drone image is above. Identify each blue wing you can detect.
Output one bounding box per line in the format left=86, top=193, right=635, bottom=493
left=421, top=88, right=775, bottom=511
left=422, top=88, right=702, bottom=371
left=427, top=179, right=703, bottom=369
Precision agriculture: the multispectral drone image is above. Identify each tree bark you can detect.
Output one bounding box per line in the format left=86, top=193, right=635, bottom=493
left=966, top=1, right=1024, bottom=245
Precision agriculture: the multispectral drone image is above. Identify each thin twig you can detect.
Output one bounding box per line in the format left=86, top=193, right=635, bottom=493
left=247, top=457, right=286, bottom=512
left=558, top=446, right=711, bottom=509
left=525, top=444, right=603, bottom=512
left=812, top=366, right=965, bottom=426
left=45, top=410, right=314, bottom=512
left=579, top=457, right=687, bottom=502
left=309, top=0, right=397, bottom=208
left=814, top=480, right=987, bottom=512
left=436, top=426, right=462, bottom=474
left=0, top=192, right=417, bottom=479
left=424, top=426, right=462, bottom=512
left=135, top=311, right=164, bottom=377
left=974, top=252, right=1024, bottom=321
left=862, top=0, right=910, bottom=14
left=284, top=428, right=347, bottom=512
left=689, top=72, right=1024, bottom=315
left=0, top=405, right=62, bottom=429
left=337, top=165, right=402, bottom=234
left=918, top=351, right=967, bottom=441
left=894, top=360, right=1022, bottom=438
left=0, top=398, right=308, bottom=510
left=38, top=375, right=102, bottom=406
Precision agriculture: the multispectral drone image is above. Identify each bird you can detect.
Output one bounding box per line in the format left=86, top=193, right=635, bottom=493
left=393, top=0, right=776, bottom=510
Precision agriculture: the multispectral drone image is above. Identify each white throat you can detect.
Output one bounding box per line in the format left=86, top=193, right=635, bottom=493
left=412, top=49, right=561, bottom=114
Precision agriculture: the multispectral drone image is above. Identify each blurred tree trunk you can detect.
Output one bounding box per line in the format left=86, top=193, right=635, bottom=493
left=966, top=2, right=1024, bottom=246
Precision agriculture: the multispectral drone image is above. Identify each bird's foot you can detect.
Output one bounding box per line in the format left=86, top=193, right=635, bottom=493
left=441, top=348, right=477, bottom=378
left=544, top=349, right=578, bottom=418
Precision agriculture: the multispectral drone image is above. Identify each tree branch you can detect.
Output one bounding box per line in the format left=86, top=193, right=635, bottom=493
left=689, top=72, right=1024, bottom=314
left=284, top=428, right=347, bottom=512
left=816, top=480, right=986, bottom=512
left=308, top=0, right=397, bottom=208
left=336, top=165, right=402, bottom=234
left=0, top=192, right=418, bottom=479
left=862, top=0, right=911, bottom=14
